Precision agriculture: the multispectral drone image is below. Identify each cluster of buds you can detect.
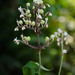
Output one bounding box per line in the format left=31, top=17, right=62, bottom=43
left=54, top=28, right=69, bottom=54
left=14, top=0, right=53, bottom=49
left=14, top=34, right=31, bottom=45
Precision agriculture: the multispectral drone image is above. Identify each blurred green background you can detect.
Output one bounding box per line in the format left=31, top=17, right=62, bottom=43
left=0, top=0, right=75, bottom=75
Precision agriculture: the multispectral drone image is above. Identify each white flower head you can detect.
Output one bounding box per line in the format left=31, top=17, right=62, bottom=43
left=14, top=37, right=20, bottom=45
left=63, top=49, right=67, bottom=54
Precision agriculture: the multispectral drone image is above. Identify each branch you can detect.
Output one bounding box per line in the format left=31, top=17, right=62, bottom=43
left=42, top=38, right=54, bottom=49
left=21, top=41, right=38, bottom=49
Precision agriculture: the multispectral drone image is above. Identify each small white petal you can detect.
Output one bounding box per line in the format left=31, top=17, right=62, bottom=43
left=64, top=32, right=68, bottom=36
left=57, top=42, right=60, bottom=46
left=46, top=24, right=48, bottom=28
left=49, top=12, right=52, bottom=16
left=63, top=49, right=67, bottom=54
left=46, top=4, right=50, bottom=7
left=14, top=27, right=19, bottom=31
left=22, top=26, right=25, bottom=30
left=20, top=14, right=24, bottom=18
left=18, top=6, right=22, bottom=12
left=58, top=28, right=63, bottom=33
left=65, top=42, right=68, bottom=45
left=57, top=38, right=60, bottom=42
left=45, top=18, right=48, bottom=23
left=37, top=14, right=42, bottom=19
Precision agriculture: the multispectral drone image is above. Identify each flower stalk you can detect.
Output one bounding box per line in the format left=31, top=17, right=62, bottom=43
left=58, top=34, right=64, bottom=75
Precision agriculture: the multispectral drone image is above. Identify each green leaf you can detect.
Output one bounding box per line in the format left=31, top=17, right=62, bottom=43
left=35, top=62, right=50, bottom=71
left=22, top=61, right=38, bottom=75
left=22, top=61, right=52, bottom=75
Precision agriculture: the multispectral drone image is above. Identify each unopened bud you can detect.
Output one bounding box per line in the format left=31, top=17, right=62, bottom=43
left=26, top=10, right=30, bottom=14
left=31, top=21, right=35, bottom=26
left=45, top=36, right=49, bottom=41
left=19, top=20, right=23, bottom=25
left=26, top=3, right=30, bottom=7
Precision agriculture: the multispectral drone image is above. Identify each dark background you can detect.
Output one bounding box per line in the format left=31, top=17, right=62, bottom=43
left=0, top=0, right=75, bottom=75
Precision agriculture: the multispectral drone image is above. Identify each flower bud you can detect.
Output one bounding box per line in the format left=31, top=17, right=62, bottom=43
left=40, top=9, right=44, bottom=14
left=26, top=10, right=30, bottom=14
left=40, top=1, right=43, bottom=4
left=32, top=6, right=35, bottom=9
left=45, top=36, right=49, bottom=42
left=37, top=15, right=42, bottom=19
left=28, top=20, right=31, bottom=25
left=19, top=20, right=23, bottom=25
left=22, top=26, right=25, bottom=30
left=25, top=20, right=29, bottom=25
left=26, top=3, right=30, bottom=7
left=46, top=4, right=50, bottom=7
left=31, top=21, right=35, bottom=26
left=28, top=14, right=32, bottom=17
left=41, top=20, right=45, bottom=24
left=14, top=27, right=19, bottom=31
left=51, top=35, right=55, bottom=39
left=24, top=36, right=31, bottom=41
left=49, top=12, right=52, bottom=16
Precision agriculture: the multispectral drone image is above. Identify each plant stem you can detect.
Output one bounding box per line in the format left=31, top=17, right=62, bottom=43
left=58, top=34, right=64, bottom=75
left=39, top=51, right=41, bottom=75
left=35, top=6, right=41, bottom=75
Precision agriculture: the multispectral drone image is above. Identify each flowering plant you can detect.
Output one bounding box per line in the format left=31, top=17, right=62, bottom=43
left=14, top=0, right=70, bottom=75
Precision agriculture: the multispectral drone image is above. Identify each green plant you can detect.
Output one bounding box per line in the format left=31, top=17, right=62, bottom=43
left=14, top=0, right=70, bottom=75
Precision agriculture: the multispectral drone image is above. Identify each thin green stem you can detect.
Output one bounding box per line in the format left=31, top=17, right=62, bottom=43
left=39, top=51, right=41, bottom=75
left=58, top=55, right=63, bottom=75
left=58, top=33, right=64, bottom=75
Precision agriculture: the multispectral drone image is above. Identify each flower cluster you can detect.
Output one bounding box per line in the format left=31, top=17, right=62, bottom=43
left=14, top=0, right=53, bottom=49
left=53, top=28, right=69, bottom=54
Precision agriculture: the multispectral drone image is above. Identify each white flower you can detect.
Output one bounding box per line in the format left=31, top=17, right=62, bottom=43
left=22, top=26, right=25, bottom=30
left=64, top=37, right=67, bottom=41
left=37, top=14, right=42, bottom=19
left=18, top=6, right=23, bottom=12
left=14, top=27, right=19, bottom=31
left=42, top=5, right=46, bottom=9
left=49, top=12, right=52, bottom=16
left=63, top=49, right=67, bottom=54
left=57, top=38, right=60, bottom=42
left=54, top=32, right=58, bottom=36
left=38, top=9, right=44, bottom=14
left=14, top=37, right=20, bottom=45
left=65, top=42, right=68, bottom=45
left=33, top=0, right=43, bottom=4
left=57, top=42, right=60, bottom=46
left=58, top=28, right=63, bottom=33
left=64, top=32, right=68, bottom=36
left=45, top=18, right=48, bottom=23
left=46, top=4, right=50, bottom=7
left=20, top=14, right=24, bottom=18
left=46, top=24, right=48, bottom=28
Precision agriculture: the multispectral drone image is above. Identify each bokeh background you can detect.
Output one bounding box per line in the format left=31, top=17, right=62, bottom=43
left=0, top=0, right=75, bottom=75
